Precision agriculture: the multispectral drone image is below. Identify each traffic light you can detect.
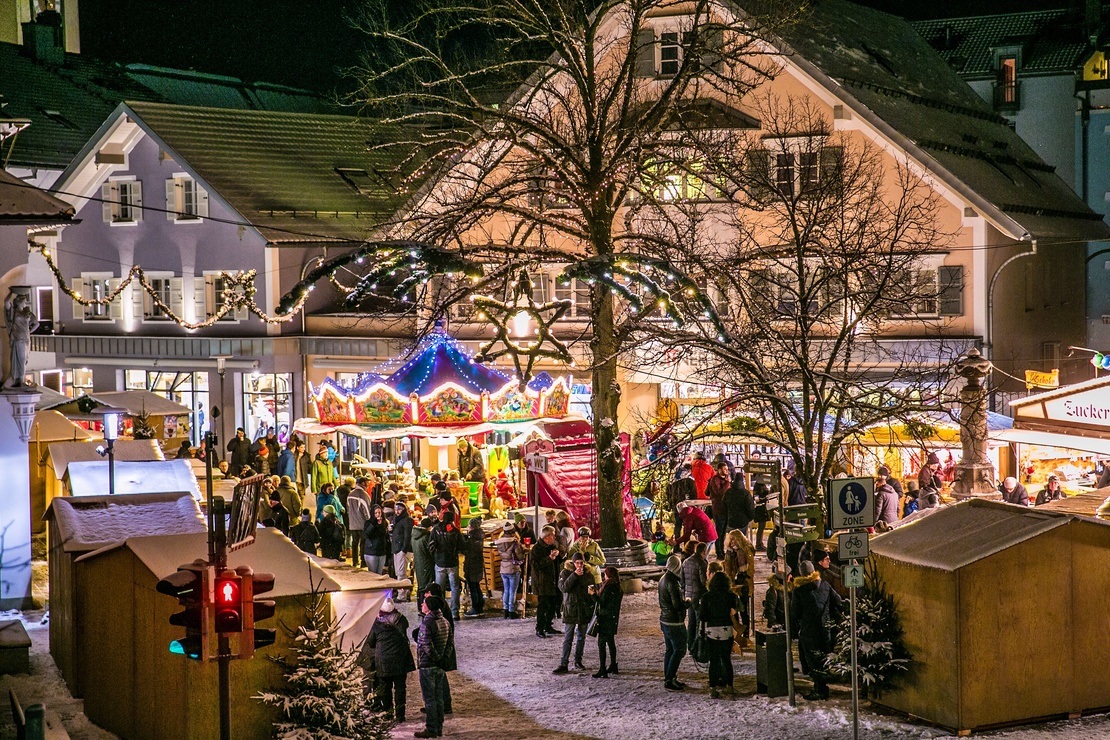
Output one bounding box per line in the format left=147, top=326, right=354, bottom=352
left=156, top=561, right=210, bottom=661
left=239, top=568, right=277, bottom=659
left=213, top=571, right=243, bottom=634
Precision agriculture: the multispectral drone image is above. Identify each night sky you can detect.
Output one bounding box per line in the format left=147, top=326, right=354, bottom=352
left=76, top=0, right=1074, bottom=92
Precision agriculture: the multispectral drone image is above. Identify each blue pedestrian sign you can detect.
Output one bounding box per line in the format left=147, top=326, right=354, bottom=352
left=826, top=477, right=875, bottom=531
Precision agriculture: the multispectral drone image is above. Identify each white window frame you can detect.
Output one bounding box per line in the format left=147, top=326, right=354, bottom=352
left=889, top=255, right=948, bottom=318
left=554, top=274, right=591, bottom=319
left=137, top=271, right=184, bottom=322
left=73, top=272, right=122, bottom=322
left=763, top=138, right=832, bottom=198
left=636, top=18, right=723, bottom=79
left=102, top=176, right=143, bottom=226
left=165, top=172, right=209, bottom=223
left=199, top=271, right=249, bottom=323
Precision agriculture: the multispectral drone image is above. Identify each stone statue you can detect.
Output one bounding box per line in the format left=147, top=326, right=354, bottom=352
left=4, top=289, right=39, bottom=389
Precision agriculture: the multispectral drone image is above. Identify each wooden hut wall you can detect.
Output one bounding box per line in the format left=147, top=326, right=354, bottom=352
left=78, top=548, right=138, bottom=738
left=46, top=516, right=79, bottom=695
left=958, top=530, right=1071, bottom=729
left=31, top=452, right=49, bottom=535
left=78, top=545, right=310, bottom=739
left=1065, top=521, right=1110, bottom=714
left=872, top=555, right=960, bottom=729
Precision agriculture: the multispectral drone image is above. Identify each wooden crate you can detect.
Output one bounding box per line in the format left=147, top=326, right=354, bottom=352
left=482, top=542, right=502, bottom=595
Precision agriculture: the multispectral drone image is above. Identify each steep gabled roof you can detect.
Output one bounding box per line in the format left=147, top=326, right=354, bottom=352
left=0, top=40, right=336, bottom=171
left=769, top=0, right=1110, bottom=241
left=911, top=8, right=1095, bottom=78
left=0, top=168, right=74, bottom=222
left=109, top=101, right=421, bottom=243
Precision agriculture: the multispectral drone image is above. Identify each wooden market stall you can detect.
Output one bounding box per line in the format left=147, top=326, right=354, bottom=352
left=29, top=410, right=92, bottom=535
left=870, top=499, right=1110, bottom=734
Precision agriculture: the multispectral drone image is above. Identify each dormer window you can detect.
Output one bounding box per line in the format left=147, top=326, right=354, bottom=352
left=991, top=44, right=1022, bottom=112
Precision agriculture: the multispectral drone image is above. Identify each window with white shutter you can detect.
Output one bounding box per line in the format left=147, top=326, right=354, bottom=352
left=77, top=273, right=119, bottom=321
left=165, top=173, right=209, bottom=222
left=204, top=272, right=247, bottom=322
left=102, top=177, right=143, bottom=224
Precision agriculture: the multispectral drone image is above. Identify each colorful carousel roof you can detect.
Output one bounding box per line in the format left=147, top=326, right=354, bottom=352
left=299, top=328, right=572, bottom=438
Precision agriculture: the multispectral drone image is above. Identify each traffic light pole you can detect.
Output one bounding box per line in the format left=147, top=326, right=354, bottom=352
left=207, top=428, right=232, bottom=740
left=779, top=491, right=796, bottom=707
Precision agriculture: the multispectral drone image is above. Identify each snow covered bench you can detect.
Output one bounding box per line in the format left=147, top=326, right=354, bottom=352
left=0, top=620, right=30, bottom=675
left=9, top=689, right=69, bottom=740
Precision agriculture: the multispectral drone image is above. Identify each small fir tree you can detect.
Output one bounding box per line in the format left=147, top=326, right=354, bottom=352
left=827, top=557, right=910, bottom=697
left=255, top=584, right=391, bottom=739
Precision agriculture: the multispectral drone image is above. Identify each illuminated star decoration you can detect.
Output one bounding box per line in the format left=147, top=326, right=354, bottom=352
left=472, top=270, right=572, bottom=389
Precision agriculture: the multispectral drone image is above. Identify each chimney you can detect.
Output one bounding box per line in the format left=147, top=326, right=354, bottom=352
left=1086, top=0, right=1103, bottom=43
left=21, top=10, right=66, bottom=66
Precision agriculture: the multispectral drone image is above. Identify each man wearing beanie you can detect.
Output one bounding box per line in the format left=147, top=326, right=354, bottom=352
left=659, top=554, right=688, bottom=691
left=415, top=596, right=451, bottom=738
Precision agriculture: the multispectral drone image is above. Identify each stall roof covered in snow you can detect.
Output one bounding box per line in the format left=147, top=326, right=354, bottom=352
left=869, top=499, right=1104, bottom=571
left=31, top=410, right=93, bottom=443
left=44, top=492, right=206, bottom=553
left=48, top=439, right=163, bottom=479
left=77, top=527, right=347, bottom=599
left=66, top=459, right=201, bottom=499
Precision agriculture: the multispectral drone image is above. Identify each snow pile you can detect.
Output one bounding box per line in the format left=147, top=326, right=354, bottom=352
left=51, top=493, right=205, bottom=551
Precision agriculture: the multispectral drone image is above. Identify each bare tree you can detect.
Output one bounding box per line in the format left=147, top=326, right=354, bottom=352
left=637, top=98, right=967, bottom=512
left=313, top=0, right=804, bottom=546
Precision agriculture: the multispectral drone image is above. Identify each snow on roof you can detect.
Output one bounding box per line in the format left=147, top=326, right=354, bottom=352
left=311, top=557, right=408, bottom=592
left=44, top=492, right=205, bottom=553
left=31, top=410, right=93, bottom=443
left=66, top=460, right=201, bottom=499
left=870, top=498, right=1090, bottom=571
left=77, top=527, right=346, bottom=599
left=48, top=439, right=163, bottom=479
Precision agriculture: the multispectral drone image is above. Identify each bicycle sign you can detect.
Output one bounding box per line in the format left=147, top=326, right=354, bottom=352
left=838, top=531, right=869, bottom=561
left=825, top=477, right=875, bottom=531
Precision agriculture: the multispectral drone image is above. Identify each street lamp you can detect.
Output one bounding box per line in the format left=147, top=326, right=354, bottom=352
left=95, top=406, right=126, bottom=496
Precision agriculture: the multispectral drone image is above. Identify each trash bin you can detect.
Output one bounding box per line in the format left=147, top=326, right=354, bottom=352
left=755, top=629, right=789, bottom=697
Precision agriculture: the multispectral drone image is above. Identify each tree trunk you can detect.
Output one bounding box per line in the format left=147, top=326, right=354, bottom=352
left=591, top=287, right=628, bottom=548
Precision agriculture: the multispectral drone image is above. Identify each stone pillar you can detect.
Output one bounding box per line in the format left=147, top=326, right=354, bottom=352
left=0, top=389, right=42, bottom=609
left=952, top=349, right=999, bottom=500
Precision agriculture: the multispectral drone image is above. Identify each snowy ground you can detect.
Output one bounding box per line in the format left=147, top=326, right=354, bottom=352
left=2, top=559, right=1110, bottom=739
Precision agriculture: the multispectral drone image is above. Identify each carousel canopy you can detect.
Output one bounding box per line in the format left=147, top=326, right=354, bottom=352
left=298, top=327, right=572, bottom=436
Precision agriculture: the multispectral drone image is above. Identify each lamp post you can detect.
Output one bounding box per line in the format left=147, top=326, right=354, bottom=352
left=96, top=406, right=126, bottom=496
left=214, top=355, right=231, bottom=454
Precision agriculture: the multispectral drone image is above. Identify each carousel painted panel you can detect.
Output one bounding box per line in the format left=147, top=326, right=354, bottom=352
left=542, top=379, right=571, bottom=417
left=488, top=384, right=540, bottom=422
left=415, top=384, right=484, bottom=425
left=312, top=384, right=355, bottom=424
left=353, top=384, right=411, bottom=425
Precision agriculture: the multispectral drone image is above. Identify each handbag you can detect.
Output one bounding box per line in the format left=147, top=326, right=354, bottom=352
left=586, top=604, right=601, bottom=637
left=691, top=625, right=711, bottom=663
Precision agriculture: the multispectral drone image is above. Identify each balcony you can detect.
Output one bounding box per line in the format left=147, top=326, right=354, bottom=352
left=992, top=80, right=1021, bottom=112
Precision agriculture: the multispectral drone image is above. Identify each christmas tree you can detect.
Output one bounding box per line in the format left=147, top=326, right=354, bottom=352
left=255, top=584, right=391, bottom=739
left=827, top=557, right=910, bottom=698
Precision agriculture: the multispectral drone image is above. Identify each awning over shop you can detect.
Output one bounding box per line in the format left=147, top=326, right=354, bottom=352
left=990, top=428, right=1110, bottom=457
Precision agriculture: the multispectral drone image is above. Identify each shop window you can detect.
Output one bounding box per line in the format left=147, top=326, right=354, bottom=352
left=243, top=372, right=293, bottom=445
left=165, top=174, right=209, bottom=221
left=72, top=367, right=93, bottom=397
left=101, top=177, right=143, bottom=224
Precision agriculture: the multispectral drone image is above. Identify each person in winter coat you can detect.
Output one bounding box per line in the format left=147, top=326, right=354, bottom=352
left=877, top=465, right=903, bottom=497
left=289, top=509, right=319, bottom=555
left=225, top=427, right=252, bottom=472
left=705, top=463, right=732, bottom=560
left=359, top=598, right=415, bottom=720
left=667, top=477, right=698, bottom=540
left=391, top=502, right=415, bottom=600
left=347, top=482, right=371, bottom=569
left=751, top=478, right=771, bottom=549
left=314, top=482, right=343, bottom=526
left=710, top=452, right=735, bottom=480
left=496, top=523, right=525, bottom=619
left=763, top=562, right=789, bottom=630
left=251, top=445, right=273, bottom=478
left=513, top=513, right=536, bottom=544
left=261, top=492, right=289, bottom=534
left=457, top=438, right=485, bottom=482
left=1035, top=475, right=1067, bottom=506
left=726, top=471, right=755, bottom=536
left=318, top=505, right=345, bottom=559
left=564, top=527, right=605, bottom=584
left=699, top=571, right=740, bottom=698
left=553, top=553, right=594, bottom=674
left=310, top=447, right=336, bottom=495
left=791, top=560, right=843, bottom=701
left=276, top=443, right=296, bottom=481
left=658, top=554, right=688, bottom=691
left=292, top=439, right=312, bottom=495
left=722, top=529, right=755, bottom=645
left=277, top=475, right=302, bottom=521
left=676, top=502, right=718, bottom=550
left=363, top=505, right=392, bottom=574
left=917, top=452, right=942, bottom=492
left=874, top=470, right=900, bottom=527
left=999, top=476, right=1030, bottom=506
left=690, top=452, right=715, bottom=498
left=532, top=526, right=562, bottom=637
left=431, top=509, right=465, bottom=620
left=786, top=466, right=808, bottom=506
left=682, top=541, right=709, bottom=651
left=412, top=517, right=436, bottom=611
left=461, top=518, right=486, bottom=617
left=593, top=566, right=624, bottom=678
left=414, top=595, right=451, bottom=739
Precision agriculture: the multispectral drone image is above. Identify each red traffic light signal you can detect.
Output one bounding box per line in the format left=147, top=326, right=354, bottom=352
left=237, top=568, right=277, bottom=659
left=156, top=561, right=210, bottom=661
left=213, top=571, right=243, bottom=634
